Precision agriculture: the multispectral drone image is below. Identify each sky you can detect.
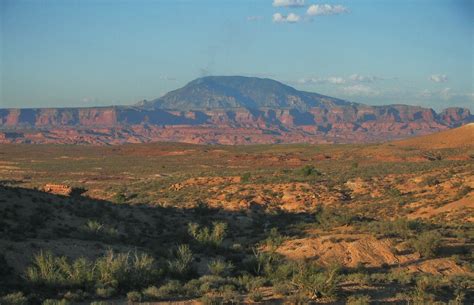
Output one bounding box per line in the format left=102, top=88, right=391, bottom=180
left=1, top=0, right=473, bottom=111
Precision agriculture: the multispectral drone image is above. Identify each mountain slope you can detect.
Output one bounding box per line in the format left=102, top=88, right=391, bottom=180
left=143, top=76, right=353, bottom=110
left=395, top=123, right=474, bottom=149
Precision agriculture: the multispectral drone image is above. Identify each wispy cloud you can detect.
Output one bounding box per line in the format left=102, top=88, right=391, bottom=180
left=349, top=74, right=383, bottom=83
left=298, top=74, right=384, bottom=85
left=247, top=16, right=263, bottom=22
left=273, top=12, right=301, bottom=23
left=342, top=84, right=380, bottom=97
left=429, top=74, right=448, bottom=83
left=273, top=0, right=305, bottom=8
left=306, top=4, right=348, bottom=16
left=298, top=76, right=345, bottom=85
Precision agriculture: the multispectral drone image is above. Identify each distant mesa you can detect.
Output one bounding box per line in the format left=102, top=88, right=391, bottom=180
left=0, top=76, right=472, bottom=145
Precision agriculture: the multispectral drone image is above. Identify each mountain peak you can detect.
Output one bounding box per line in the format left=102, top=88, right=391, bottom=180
left=143, top=75, right=351, bottom=110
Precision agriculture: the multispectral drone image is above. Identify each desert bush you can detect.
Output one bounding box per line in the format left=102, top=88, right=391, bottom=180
left=388, top=269, right=414, bottom=285
left=126, top=291, right=142, bottom=303
left=95, top=286, right=115, bottom=298
left=142, top=281, right=191, bottom=300
left=167, top=244, right=193, bottom=276
left=410, top=231, right=442, bottom=258
left=248, top=289, right=263, bottom=302
left=299, top=165, right=321, bottom=177
left=183, top=279, right=201, bottom=297
left=42, top=299, right=69, bottom=305
left=345, top=272, right=371, bottom=285
left=142, top=286, right=161, bottom=300
left=346, top=294, right=371, bottom=305
left=208, top=259, right=233, bottom=277
left=410, top=277, right=435, bottom=305
left=291, top=263, right=340, bottom=299
left=265, top=227, right=285, bottom=251
left=367, top=218, right=422, bottom=239
left=63, top=290, right=85, bottom=302
left=81, top=220, right=118, bottom=241
left=25, top=251, right=95, bottom=289
left=314, top=206, right=355, bottom=229
left=220, top=287, right=240, bottom=304
left=0, top=292, right=28, bottom=305
left=188, top=222, right=227, bottom=248
left=240, top=172, right=251, bottom=183
left=95, top=250, right=156, bottom=290
left=26, top=250, right=157, bottom=292
left=285, top=292, right=310, bottom=305
left=420, top=176, right=440, bottom=187
left=200, top=295, right=223, bottom=305
left=113, top=192, right=127, bottom=204
left=273, top=282, right=292, bottom=296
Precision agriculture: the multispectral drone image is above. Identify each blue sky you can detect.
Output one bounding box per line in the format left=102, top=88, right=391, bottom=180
left=1, top=0, right=473, bottom=110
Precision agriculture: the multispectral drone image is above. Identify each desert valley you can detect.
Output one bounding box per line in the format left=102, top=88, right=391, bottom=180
left=0, top=122, right=473, bottom=304
left=1, top=1, right=473, bottom=304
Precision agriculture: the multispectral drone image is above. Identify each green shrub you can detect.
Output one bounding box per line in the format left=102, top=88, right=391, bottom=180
left=95, top=250, right=156, bottom=290
left=273, top=282, right=292, bottom=296
left=154, top=280, right=182, bottom=299
left=291, top=263, right=340, bottom=299
left=142, top=286, right=161, bottom=300
left=0, top=292, right=28, bottom=305
left=82, top=220, right=118, bottom=241
left=26, top=250, right=157, bottom=292
left=25, top=251, right=95, bottom=289
left=200, top=295, right=223, bottom=305
left=208, top=259, right=233, bottom=277
left=167, top=244, right=193, bottom=276
left=126, top=291, right=142, bottom=303
left=411, top=231, right=442, bottom=258
left=248, top=289, right=263, bottom=302
left=63, top=290, right=85, bottom=302
left=346, top=294, right=371, bottom=305
left=299, top=165, right=321, bottom=177
left=113, top=192, right=127, bottom=204
left=285, top=292, right=310, bottom=305
left=314, top=206, right=355, bottom=229
left=42, top=299, right=69, bottom=305
left=90, top=302, right=108, bottom=305
left=188, top=222, right=227, bottom=248
left=241, top=172, right=251, bottom=183
left=367, top=218, right=421, bottom=239
left=95, top=286, right=115, bottom=298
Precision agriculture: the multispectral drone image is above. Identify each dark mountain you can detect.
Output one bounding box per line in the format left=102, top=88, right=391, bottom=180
left=142, top=76, right=353, bottom=110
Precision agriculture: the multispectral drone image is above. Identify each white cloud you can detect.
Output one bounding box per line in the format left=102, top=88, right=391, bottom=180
left=273, top=0, right=305, bottom=8
left=298, top=76, right=345, bottom=85
left=342, top=85, right=380, bottom=97
left=327, top=77, right=345, bottom=84
left=440, top=87, right=452, bottom=100
left=417, top=87, right=474, bottom=102
left=247, top=16, right=263, bottom=21
left=429, top=74, right=448, bottom=83
left=307, top=4, right=348, bottom=16
left=349, top=74, right=382, bottom=83
left=298, top=74, right=386, bottom=85
left=273, top=12, right=301, bottom=23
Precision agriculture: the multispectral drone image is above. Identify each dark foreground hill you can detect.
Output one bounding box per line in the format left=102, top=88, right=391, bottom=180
left=0, top=76, right=472, bottom=144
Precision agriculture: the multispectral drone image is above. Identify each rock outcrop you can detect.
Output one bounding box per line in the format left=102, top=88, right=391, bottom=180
left=1, top=76, right=472, bottom=144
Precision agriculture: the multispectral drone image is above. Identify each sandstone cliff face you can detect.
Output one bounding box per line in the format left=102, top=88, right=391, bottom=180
left=0, top=105, right=471, bottom=145
left=1, top=76, right=472, bottom=145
